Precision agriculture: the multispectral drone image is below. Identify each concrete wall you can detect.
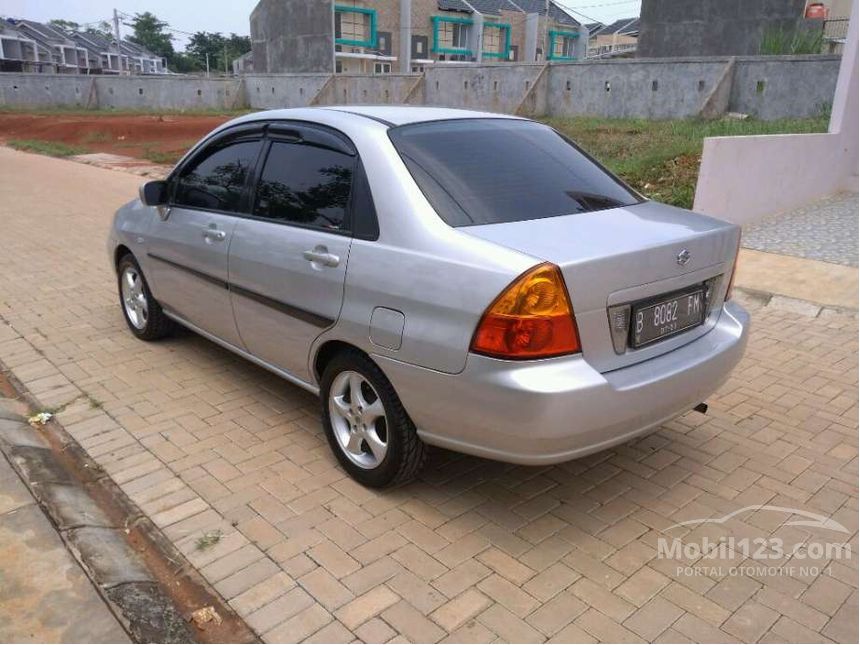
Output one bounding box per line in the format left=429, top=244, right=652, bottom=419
left=545, top=55, right=841, bottom=120
left=319, top=74, right=421, bottom=105
left=0, top=74, right=93, bottom=108
left=0, top=74, right=244, bottom=110
left=96, top=77, right=244, bottom=111
left=250, top=0, right=333, bottom=73
left=638, top=0, right=808, bottom=57
left=0, top=55, right=843, bottom=121
left=244, top=74, right=331, bottom=109
left=547, top=58, right=727, bottom=119
left=422, top=64, right=545, bottom=114
left=694, top=3, right=858, bottom=224
left=730, top=55, right=840, bottom=119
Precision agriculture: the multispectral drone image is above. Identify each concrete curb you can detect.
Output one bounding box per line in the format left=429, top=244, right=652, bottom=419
left=0, top=377, right=258, bottom=644
left=0, top=407, right=193, bottom=643
left=733, top=286, right=858, bottom=318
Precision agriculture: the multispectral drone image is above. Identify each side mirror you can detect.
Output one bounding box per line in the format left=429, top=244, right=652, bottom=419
left=140, top=180, right=168, bottom=206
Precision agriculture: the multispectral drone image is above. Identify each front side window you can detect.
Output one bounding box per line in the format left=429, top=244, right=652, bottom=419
left=389, top=119, right=640, bottom=227
left=253, top=142, right=354, bottom=231
left=174, top=139, right=260, bottom=212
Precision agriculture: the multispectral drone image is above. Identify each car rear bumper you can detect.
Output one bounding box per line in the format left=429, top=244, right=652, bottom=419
left=374, top=301, right=749, bottom=465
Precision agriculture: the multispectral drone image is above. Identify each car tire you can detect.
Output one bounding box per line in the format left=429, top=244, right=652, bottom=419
left=321, top=349, right=427, bottom=488
left=117, top=253, right=175, bottom=341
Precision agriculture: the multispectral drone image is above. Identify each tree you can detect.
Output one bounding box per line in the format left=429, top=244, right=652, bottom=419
left=227, top=34, right=252, bottom=56
left=84, top=21, right=115, bottom=41
left=186, top=31, right=251, bottom=74
left=49, top=18, right=113, bottom=41
left=48, top=19, right=80, bottom=32
left=126, top=12, right=175, bottom=58
left=186, top=31, right=225, bottom=68
left=167, top=52, right=203, bottom=74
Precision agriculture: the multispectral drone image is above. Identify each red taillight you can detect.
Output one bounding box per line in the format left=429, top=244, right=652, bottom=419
left=470, top=263, right=581, bottom=359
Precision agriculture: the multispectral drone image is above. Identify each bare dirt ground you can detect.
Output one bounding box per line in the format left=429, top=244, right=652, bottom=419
left=0, top=113, right=231, bottom=164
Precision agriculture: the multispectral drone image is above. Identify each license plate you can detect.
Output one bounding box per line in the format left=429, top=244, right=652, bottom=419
left=630, top=288, right=706, bottom=348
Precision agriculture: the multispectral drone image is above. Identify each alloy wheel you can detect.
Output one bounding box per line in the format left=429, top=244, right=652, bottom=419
left=328, top=370, right=388, bottom=469
left=121, top=265, right=148, bottom=330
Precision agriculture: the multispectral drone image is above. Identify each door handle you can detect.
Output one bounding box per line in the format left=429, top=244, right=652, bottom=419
left=303, top=247, right=340, bottom=268
left=202, top=228, right=226, bottom=242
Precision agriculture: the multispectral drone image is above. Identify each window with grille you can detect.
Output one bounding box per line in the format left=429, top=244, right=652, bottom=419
left=482, top=23, right=510, bottom=58
left=438, top=21, right=469, bottom=50
left=334, top=6, right=376, bottom=48
left=338, top=11, right=366, bottom=43
left=484, top=25, right=500, bottom=53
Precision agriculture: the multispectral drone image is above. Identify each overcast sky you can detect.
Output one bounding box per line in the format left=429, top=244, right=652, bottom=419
left=6, top=0, right=642, bottom=48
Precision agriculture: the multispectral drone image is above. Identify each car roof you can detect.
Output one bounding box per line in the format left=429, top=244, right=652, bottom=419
left=234, top=105, right=525, bottom=128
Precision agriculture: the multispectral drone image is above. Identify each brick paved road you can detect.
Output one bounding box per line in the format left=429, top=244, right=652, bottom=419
left=0, top=147, right=857, bottom=643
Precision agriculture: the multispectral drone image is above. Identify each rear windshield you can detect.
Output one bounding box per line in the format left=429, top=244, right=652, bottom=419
left=388, top=119, right=641, bottom=227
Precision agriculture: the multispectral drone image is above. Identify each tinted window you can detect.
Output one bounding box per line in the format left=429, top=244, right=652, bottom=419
left=254, top=142, right=354, bottom=231
left=389, top=119, right=640, bottom=227
left=174, top=140, right=260, bottom=212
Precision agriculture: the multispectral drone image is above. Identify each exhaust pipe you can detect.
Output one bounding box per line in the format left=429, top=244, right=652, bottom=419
left=693, top=402, right=708, bottom=414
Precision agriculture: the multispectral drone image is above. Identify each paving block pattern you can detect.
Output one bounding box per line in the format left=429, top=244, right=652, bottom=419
left=742, top=192, right=859, bottom=267
left=0, top=147, right=857, bottom=643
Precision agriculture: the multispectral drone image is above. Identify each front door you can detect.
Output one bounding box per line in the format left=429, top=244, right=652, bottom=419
left=229, top=127, right=357, bottom=382
left=145, top=134, right=263, bottom=347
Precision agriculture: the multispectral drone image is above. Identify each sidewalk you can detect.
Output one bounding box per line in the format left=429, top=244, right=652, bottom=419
left=737, top=192, right=859, bottom=309
left=0, top=400, right=129, bottom=644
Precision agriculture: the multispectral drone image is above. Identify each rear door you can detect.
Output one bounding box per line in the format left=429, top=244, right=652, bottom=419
left=145, top=127, right=264, bottom=347
left=229, top=123, right=361, bottom=382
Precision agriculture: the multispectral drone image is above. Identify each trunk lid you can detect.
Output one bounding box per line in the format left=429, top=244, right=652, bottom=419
left=461, top=201, right=740, bottom=372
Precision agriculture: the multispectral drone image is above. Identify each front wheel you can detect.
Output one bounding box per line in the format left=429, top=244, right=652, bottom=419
left=321, top=350, right=427, bottom=488
left=117, top=253, right=175, bottom=341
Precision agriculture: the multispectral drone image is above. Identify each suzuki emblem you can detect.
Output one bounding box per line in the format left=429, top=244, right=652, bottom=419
left=677, top=249, right=691, bottom=266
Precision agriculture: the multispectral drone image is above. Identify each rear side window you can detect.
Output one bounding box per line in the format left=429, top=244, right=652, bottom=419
left=253, top=142, right=354, bottom=232
left=174, top=140, right=260, bottom=213
left=388, top=119, right=640, bottom=227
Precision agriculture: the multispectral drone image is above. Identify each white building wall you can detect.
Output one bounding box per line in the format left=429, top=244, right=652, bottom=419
left=693, top=0, right=858, bottom=224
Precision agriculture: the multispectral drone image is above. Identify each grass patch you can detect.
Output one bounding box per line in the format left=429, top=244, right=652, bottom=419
left=140, top=146, right=179, bottom=165
left=760, top=27, right=824, bottom=55
left=540, top=116, right=829, bottom=208
left=86, top=394, right=104, bottom=410
left=195, top=530, right=223, bottom=551
left=82, top=130, right=110, bottom=144
left=7, top=138, right=86, bottom=157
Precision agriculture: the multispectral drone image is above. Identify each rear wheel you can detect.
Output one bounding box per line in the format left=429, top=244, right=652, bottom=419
left=117, top=253, right=175, bottom=341
left=321, top=350, right=427, bottom=487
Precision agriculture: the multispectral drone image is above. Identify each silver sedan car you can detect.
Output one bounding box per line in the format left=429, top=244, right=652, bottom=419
left=108, top=106, right=749, bottom=487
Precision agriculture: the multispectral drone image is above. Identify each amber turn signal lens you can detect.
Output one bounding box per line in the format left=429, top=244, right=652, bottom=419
left=470, top=263, right=581, bottom=359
